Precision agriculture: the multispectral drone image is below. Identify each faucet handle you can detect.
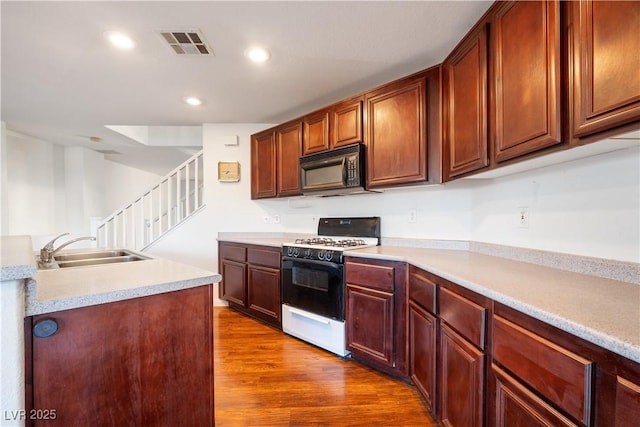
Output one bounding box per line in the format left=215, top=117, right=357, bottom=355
left=43, top=232, right=70, bottom=250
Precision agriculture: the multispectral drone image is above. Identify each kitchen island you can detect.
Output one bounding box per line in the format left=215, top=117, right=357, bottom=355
left=1, top=235, right=220, bottom=427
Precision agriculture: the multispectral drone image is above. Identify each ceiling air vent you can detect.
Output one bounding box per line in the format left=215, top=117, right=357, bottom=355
left=158, top=29, right=213, bottom=56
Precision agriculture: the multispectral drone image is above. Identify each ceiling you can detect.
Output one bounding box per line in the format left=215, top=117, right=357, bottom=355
left=1, top=1, right=493, bottom=175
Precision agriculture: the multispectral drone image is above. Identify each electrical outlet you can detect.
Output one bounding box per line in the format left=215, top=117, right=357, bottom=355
left=408, top=209, right=417, bottom=223
left=518, top=207, right=530, bottom=228
left=273, top=215, right=281, bottom=224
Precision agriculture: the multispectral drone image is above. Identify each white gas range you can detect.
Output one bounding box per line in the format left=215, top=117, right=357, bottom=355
left=281, top=217, right=381, bottom=357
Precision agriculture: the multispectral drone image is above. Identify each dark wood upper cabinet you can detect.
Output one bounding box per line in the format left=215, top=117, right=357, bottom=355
left=251, top=130, right=277, bottom=199
left=276, top=121, right=303, bottom=197
left=571, top=0, right=640, bottom=139
left=365, top=74, right=428, bottom=188
left=302, top=110, right=330, bottom=155
left=443, top=22, right=489, bottom=180
left=491, top=0, right=563, bottom=162
left=302, top=98, right=363, bottom=155
left=333, top=98, right=363, bottom=148
left=251, top=121, right=302, bottom=199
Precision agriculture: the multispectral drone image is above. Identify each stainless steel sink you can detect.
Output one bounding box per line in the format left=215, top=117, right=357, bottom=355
left=38, top=249, right=150, bottom=269
left=53, top=250, right=138, bottom=262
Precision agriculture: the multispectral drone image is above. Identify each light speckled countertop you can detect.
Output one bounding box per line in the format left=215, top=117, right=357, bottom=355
left=345, top=246, right=640, bottom=364
left=218, top=233, right=640, bottom=364
left=1, top=235, right=38, bottom=281
left=1, top=236, right=221, bottom=316
left=26, top=257, right=221, bottom=316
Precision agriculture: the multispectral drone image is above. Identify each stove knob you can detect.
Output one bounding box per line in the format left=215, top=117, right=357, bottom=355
left=325, top=251, right=334, bottom=262
left=304, top=248, right=312, bottom=258
left=287, top=247, right=294, bottom=257
left=318, top=250, right=325, bottom=260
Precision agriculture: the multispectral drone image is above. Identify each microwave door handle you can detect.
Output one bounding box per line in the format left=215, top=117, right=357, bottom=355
left=341, top=157, right=347, bottom=185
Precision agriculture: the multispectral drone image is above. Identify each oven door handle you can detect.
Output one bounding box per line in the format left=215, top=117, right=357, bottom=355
left=286, top=306, right=331, bottom=325
left=282, top=256, right=342, bottom=270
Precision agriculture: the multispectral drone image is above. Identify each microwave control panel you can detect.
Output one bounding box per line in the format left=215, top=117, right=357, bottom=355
left=346, top=154, right=360, bottom=186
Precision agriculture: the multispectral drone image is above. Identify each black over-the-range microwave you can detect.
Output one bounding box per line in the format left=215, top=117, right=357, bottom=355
left=299, top=143, right=370, bottom=197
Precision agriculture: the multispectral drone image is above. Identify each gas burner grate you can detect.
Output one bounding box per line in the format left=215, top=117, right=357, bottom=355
left=293, top=238, right=367, bottom=247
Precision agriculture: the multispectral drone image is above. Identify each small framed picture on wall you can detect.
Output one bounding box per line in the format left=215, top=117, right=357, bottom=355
left=218, top=161, right=240, bottom=182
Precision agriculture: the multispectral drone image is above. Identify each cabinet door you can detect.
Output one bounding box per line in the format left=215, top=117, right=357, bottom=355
left=365, top=75, right=427, bottom=187
left=29, top=286, right=213, bottom=426
left=333, top=99, right=363, bottom=148
left=303, top=111, right=330, bottom=155
left=247, top=265, right=281, bottom=325
left=346, top=284, right=394, bottom=367
left=572, top=0, right=640, bottom=138
left=409, top=302, right=438, bottom=413
left=443, top=23, right=489, bottom=180
left=251, top=131, right=277, bottom=199
left=276, top=121, right=302, bottom=197
left=492, top=364, right=579, bottom=427
left=492, top=0, right=562, bottom=162
left=614, top=375, right=640, bottom=426
left=220, top=259, right=247, bottom=306
left=440, top=323, right=485, bottom=427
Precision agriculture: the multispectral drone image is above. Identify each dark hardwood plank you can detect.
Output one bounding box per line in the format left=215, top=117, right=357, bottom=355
left=214, top=307, right=436, bottom=426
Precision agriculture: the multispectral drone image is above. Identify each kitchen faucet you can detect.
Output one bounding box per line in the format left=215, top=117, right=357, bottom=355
left=39, top=233, right=96, bottom=265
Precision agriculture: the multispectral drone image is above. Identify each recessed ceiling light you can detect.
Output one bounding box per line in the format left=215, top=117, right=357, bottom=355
left=105, top=31, right=135, bottom=49
left=184, top=96, right=203, bottom=106
left=246, top=46, right=270, bottom=63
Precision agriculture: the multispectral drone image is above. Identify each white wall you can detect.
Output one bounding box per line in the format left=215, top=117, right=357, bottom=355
left=4, top=125, right=638, bottom=268
left=146, top=124, right=639, bottom=309
left=3, top=131, right=66, bottom=236
left=0, top=279, right=25, bottom=427
left=469, top=146, right=640, bottom=262
left=146, top=123, right=275, bottom=305
left=2, top=131, right=161, bottom=241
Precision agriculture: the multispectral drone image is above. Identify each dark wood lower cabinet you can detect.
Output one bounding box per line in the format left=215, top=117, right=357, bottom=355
left=26, top=285, right=214, bottom=427
left=219, top=242, right=282, bottom=328
left=409, top=301, right=437, bottom=413
left=346, top=284, right=394, bottom=367
left=345, top=258, right=408, bottom=379
left=492, top=364, right=578, bottom=427
left=220, top=258, right=246, bottom=306
left=440, top=322, right=485, bottom=427
left=614, top=375, right=640, bottom=426
left=247, top=264, right=281, bottom=324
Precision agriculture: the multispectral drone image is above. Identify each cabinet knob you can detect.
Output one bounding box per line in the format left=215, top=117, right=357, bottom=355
left=33, top=319, right=59, bottom=338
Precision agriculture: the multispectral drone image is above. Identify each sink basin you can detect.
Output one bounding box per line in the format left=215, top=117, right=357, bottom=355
left=38, top=249, right=150, bottom=270
left=53, top=250, right=139, bottom=262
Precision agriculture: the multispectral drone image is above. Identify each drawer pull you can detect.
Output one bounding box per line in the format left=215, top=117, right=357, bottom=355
left=33, top=319, right=58, bottom=338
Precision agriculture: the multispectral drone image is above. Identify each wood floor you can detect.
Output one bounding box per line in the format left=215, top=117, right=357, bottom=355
left=214, top=307, right=437, bottom=426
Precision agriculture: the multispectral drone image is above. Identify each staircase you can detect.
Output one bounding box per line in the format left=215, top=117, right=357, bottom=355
left=96, top=151, right=204, bottom=251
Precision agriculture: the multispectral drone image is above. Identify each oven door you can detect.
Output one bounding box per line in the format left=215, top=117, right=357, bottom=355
left=282, top=257, right=345, bottom=321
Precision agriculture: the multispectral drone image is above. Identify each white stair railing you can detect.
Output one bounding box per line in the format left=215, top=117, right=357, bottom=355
left=97, top=151, right=204, bottom=251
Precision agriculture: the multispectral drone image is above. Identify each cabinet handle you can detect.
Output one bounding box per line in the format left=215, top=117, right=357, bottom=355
left=33, top=318, right=59, bottom=338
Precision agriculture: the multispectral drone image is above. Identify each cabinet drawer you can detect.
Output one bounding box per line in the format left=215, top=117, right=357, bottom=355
left=220, top=243, right=246, bottom=262
left=439, top=287, right=487, bottom=349
left=247, top=247, right=281, bottom=268
left=409, top=268, right=436, bottom=313
left=346, top=261, right=394, bottom=292
left=493, top=315, right=593, bottom=425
